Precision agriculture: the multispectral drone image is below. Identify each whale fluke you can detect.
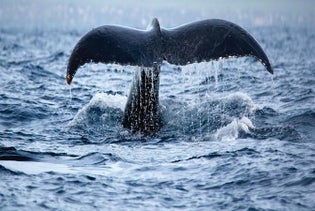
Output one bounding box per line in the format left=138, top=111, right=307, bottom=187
left=67, top=18, right=273, bottom=134
left=67, top=18, right=272, bottom=84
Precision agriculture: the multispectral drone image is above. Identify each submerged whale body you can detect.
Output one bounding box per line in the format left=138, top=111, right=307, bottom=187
left=67, top=18, right=273, bottom=134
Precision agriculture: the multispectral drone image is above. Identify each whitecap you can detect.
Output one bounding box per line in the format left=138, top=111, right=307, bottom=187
left=212, top=116, right=255, bottom=141
left=68, top=92, right=127, bottom=128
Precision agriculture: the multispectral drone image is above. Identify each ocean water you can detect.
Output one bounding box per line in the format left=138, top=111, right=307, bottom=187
left=0, top=1, right=315, bottom=210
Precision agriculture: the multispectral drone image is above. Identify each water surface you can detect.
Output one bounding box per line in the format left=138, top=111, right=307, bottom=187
left=0, top=0, right=315, bottom=210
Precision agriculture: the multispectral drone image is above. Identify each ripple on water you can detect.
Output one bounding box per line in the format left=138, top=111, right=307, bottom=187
left=0, top=11, right=315, bottom=210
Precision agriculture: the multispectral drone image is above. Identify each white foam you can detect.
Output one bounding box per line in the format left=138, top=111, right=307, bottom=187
left=68, top=93, right=127, bottom=126
left=93, top=92, right=127, bottom=111
left=0, top=160, right=76, bottom=175
left=0, top=160, right=127, bottom=176
left=213, top=116, right=255, bottom=141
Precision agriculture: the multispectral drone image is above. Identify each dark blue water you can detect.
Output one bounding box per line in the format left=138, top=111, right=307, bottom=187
left=1, top=1, right=315, bottom=210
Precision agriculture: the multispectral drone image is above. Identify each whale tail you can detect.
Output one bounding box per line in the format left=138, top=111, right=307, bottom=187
left=66, top=19, right=273, bottom=84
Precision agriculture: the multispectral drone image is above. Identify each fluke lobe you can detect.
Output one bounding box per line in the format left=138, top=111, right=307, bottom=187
left=67, top=18, right=273, bottom=134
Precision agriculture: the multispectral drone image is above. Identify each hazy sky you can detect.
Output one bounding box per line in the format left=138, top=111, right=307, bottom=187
left=0, top=0, right=314, bottom=30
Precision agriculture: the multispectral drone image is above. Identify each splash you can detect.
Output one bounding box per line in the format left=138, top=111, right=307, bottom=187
left=161, top=91, right=258, bottom=140
left=68, top=92, right=126, bottom=128
left=212, top=116, right=255, bottom=141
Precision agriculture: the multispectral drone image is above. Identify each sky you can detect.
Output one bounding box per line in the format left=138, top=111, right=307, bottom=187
left=0, top=0, right=314, bottom=30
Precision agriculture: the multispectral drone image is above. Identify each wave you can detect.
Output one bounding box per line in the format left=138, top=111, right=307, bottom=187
left=172, top=147, right=259, bottom=163
left=0, top=147, right=35, bottom=161
left=68, top=92, right=126, bottom=132
left=0, top=165, right=23, bottom=175
left=0, top=146, right=122, bottom=175
left=284, top=176, right=315, bottom=187
left=72, top=152, right=122, bottom=166
left=0, top=146, right=78, bottom=162
left=0, top=152, right=123, bottom=176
